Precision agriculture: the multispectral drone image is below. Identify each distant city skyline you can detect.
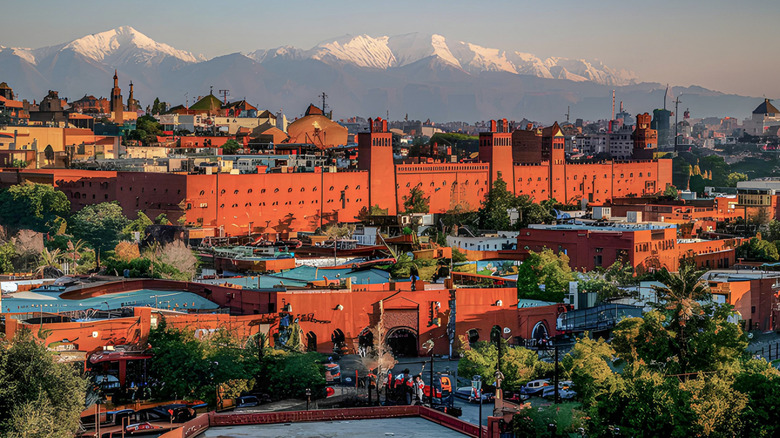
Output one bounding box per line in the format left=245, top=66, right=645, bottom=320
left=2, top=0, right=779, bottom=98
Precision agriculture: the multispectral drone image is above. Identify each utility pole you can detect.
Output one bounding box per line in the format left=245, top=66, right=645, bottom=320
left=320, top=92, right=328, bottom=116
left=218, top=89, right=230, bottom=105
left=565, top=105, right=570, bottom=124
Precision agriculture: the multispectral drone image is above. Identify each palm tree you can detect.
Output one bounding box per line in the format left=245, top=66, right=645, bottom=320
left=36, top=248, right=63, bottom=278
left=652, top=264, right=710, bottom=374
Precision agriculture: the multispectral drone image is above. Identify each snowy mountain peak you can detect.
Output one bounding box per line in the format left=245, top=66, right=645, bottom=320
left=279, top=33, right=636, bottom=85
left=62, top=26, right=203, bottom=64
left=310, top=34, right=396, bottom=69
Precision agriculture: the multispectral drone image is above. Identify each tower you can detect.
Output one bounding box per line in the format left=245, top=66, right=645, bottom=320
left=543, top=122, right=565, bottom=201
left=127, top=81, right=138, bottom=112
left=632, top=113, right=657, bottom=160
left=110, top=70, right=123, bottom=124
left=358, top=117, right=396, bottom=214
left=479, top=119, right=514, bottom=190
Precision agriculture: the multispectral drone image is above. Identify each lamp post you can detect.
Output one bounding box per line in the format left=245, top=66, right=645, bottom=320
left=472, top=375, right=482, bottom=437
left=306, top=388, right=311, bottom=411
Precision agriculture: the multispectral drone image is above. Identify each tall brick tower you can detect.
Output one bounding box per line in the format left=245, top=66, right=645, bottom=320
left=544, top=122, right=566, bottom=201
left=632, top=113, right=657, bottom=160
left=358, top=117, right=397, bottom=214
left=479, top=118, right=514, bottom=190
left=110, top=70, right=123, bottom=124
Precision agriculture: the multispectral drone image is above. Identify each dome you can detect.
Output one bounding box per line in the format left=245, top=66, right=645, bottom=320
left=285, top=115, right=348, bottom=149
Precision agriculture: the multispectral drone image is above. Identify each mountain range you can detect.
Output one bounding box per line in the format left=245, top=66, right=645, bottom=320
left=0, top=26, right=762, bottom=122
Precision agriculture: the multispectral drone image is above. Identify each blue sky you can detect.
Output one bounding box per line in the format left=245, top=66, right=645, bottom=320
left=2, top=0, right=779, bottom=97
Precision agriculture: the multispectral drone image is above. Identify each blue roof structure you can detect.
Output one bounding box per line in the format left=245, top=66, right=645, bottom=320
left=199, top=267, right=392, bottom=290
left=1, top=289, right=219, bottom=314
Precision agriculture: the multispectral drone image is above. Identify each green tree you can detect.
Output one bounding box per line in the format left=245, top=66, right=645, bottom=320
left=477, top=177, right=516, bottom=230
left=0, top=241, right=15, bottom=274
left=70, top=202, right=130, bottom=254
left=737, top=237, right=779, bottom=262
left=663, top=184, right=679, bottom=199
left=458, top=340, right=551, bottom=390
left=121, top=211, right=154, bottom=240
left=726, top=172, right=748, bottom=187
left=516, top=249, right=575, bottom=302
left=0, top=330, right=87, bottom=437
left=0, top=183, right=70, bottom=233
left=402, top=186, right=430, bottom=214
left=221, top=139, right=241, bottom=154
left=127, top=115, right=162, bottom=144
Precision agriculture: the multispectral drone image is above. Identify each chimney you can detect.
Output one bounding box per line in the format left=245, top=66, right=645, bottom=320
left=502, top=118, right=508, bottom=133
left=490, top=120, right=497, bottom=132
left=368, top=118, right=374, bottom=133
left=382, top=119, right=387, bottom=132
left=526, top=123, right=533, bottom=131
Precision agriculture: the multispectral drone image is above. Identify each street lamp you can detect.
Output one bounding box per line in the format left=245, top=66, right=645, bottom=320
left=472, top=375, right=482, bottom=436
left=305, top=388, right=311, bottom=411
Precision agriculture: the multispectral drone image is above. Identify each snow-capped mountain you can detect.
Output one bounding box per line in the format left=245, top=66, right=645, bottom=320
left=8, top=26, right=203, bottom=67
left=0, top=27, right=757, bottom=121
left=260, top=33, right=637, bottom=86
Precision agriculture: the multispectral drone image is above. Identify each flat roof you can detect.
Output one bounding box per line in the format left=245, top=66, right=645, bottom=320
left=202, top=417, right=467, bottom=437
left=527, top=221, right=675, bottom=232
left=1, top=288, right=218, bottom=314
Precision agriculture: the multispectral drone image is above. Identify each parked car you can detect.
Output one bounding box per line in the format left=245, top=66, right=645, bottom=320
left=454, top=387, right=494, bottom=403
left=542, top=381, right=576, bottom=400
left=235, top=395, right=260, bottom=407
left=519, top=379, right=550, bottom=396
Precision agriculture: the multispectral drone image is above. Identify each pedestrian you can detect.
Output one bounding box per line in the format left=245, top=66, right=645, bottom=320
left=409, top=264, right=419, bottom=291
left=412, top=375, right=425, bottom=405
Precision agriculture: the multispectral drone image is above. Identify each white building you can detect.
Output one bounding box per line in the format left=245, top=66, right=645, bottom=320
left=743, top=99, right=780, bottom=136
left=446, top=232, right=519, bottom=252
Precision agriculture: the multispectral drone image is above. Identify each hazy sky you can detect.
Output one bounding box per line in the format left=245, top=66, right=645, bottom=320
left=3, top=0, right=779, bottom=97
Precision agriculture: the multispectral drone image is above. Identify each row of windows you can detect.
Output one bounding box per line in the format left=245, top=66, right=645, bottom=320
left=119, top=186, right=181, bottom=195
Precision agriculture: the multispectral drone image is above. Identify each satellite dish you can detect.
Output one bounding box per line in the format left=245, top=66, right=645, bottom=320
left=503, top=327, right=511, bottom=334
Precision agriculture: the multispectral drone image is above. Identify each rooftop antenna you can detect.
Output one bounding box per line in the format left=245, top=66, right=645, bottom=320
left=320, top=92, right=328, bottom=114
left=218, top=89, right=230, bottom=105
left=674, top=94, right=682, bottom=152
left=185, top=92, right=189, bottom=109
left=565, top=105, right=570, bottom=123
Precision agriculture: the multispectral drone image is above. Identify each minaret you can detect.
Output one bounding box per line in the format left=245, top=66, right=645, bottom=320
left=358, top=117, right=396, bottom=214
left=127, top=81, right=138, bottom=112
left=110, top=69, right=124, bottom=124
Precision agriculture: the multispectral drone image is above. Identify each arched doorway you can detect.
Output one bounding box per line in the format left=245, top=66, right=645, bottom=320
left=531, top=321, right=549, bottom=340
left=331, top=329, right=346, bottom=355
left=467, top=329, right=480, bottom=346
left=306, top=331, right=317, bottom=352
left=358, top=328, right=374, bottom=351
left=386, top=327, right=418, bottom=357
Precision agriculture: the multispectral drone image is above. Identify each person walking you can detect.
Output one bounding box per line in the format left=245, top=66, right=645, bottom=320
left=409, top=264, right=419, bottom=291
left=412, top=375, right=425, bottom=405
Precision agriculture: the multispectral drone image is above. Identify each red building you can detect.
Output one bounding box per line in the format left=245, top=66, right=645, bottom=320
left=516, top=222, right=741, bottom=273
left=9, top=116, right=673, bottom=235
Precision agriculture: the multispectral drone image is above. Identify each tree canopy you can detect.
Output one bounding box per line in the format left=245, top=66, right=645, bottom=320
left=70, top=202, right=130, bottom=254
left=402, top=186, right=430, bottom=214
left=0, top=183, right=70, bottom=233
left=0, top=330, right=87, bottom=437
left=516, top=249, right=575, bottom=302
left=222, top=139, right=240, bottom=154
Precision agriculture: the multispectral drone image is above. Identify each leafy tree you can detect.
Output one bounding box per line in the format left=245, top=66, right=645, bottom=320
left=516, top=249, right=575, bottom=302
left=737, top=237, right=779, bottom=262
left=477, top=177, right=516, bottom=230
left=114, top=241, right=141, bottom=261
left=121, top=211, right=154, bottom=241
left=451, top=247, right=468, bottom=263
left=733, top=359, right=780, bottom=437
left=257, top=350, right=327, bottom=400
left=154, top=213, right=171, bottom=225
left=402, top=186, right=430, bottom=214
left=0, top=183, right=70, bottom=233
left=663, top=184, right=679, bottom=199
left=458, top=340, right=551, bottom=390
left=0, top=241, right=15, bottom=274
left=221, top=139, right=240, bottom=154
left=127, top=115, right=162, bottom=144
left=0, top=330, right=87, bottom=437
left=726, top=172, right=748, bottom=187
left=70, top=202, right=130, bottom=254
